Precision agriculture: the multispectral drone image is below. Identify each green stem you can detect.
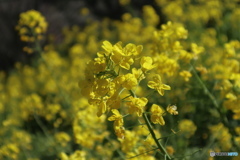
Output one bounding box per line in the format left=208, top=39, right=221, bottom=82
left=143, top=113, right=171, bottom=159
left=31, top=28, right=43, bottom=54
left=33, top=113, right=51, bottom=140
left=191, top=65, right=219, bottom=109
left=35, top=39, right=42, bottom=54
left=32, top=31, right=72, bottom=110
left=129, top=89, right=136, bottom=98
left=128, top=89, right=171, bottom=159
left=191, top=64, right=240, bottom=151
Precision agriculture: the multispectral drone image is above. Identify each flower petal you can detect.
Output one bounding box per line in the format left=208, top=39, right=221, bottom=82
left=162, top=84, right=171, bottom=90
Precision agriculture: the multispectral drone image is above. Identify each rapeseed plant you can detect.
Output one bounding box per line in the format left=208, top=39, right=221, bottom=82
left=1, top=1, right=240, bottom=159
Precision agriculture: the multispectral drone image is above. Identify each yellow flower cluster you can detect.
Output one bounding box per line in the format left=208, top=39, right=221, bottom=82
left=178, top=119, right=197, bottom=138
left=16, top=10, right=48, bottom=53
left=79, top=40, right=176, bottom=142
left=0, top=46, right=109, bottom=159
left=156, top=0, right=231, bottom=27
left=60, top=150, right=86, bottom=160
left=16, top=10, right=47, bottom=42
left=1, top=0, right=239, bottom=159
left=209, top=123, right=232, bottom=151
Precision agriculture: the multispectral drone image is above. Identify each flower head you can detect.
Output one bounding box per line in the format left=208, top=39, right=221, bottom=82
left=132, top=68, right=145, bottom=82
left=121, top=73, right=138, bottom=90
left=114, top=126, right=125, bottom=139
left=150, top=104, right=165, bottom=125
left=126, top=96, right=148, bottom=117
left=108, top=109, right=124, bottom=127
left=167, top=105, right=178, bottom=115
left=16, top=10, right=48, bottom=43
left=101, top=40, right=113, bottom=56
left=147, top=74, right=171, bottom=96
left=179, top=70, right=192, bottom=82
left=140, top=56, right=157, bottom=73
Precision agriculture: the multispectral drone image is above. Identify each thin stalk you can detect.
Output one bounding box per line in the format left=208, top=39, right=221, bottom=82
left=33, top=113, right=51, bottom=140
left=191, top=64, right=240, bottom=151
left=143, top=113, right=171, bottom=159
left=32, top=32, right=72, bottom=109
left=122, top=94, right=132, bottom=101
left=129, top=89, right=136, bottom=98
left=128, top=89, right=171, bottom=159
left=191, top=64, right=219, bottom=109
left=157, top=132, right=179, bottom=140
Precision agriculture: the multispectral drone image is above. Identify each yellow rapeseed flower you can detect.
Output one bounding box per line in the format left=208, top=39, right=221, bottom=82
left=126, top=96, right=148, bottom=117
left=16, top=10, right=48, bottom=42
left=132, top=68, right=145, bottom=82
left=102, top=40, right=114, bottom=56
left=108, top=109, right=124, bottom=127
left=166, top=105, right=178, bottom=115
left=140, top=56, right=157, bottom=73
left=179, top=70, right=192, bottom=82
left=121, top=73, right=138, bottom=90
left=150, top=104, right=165, bottom=125
left=178, top=119, right=197, bottom=138
left=147, top=74, right=171, bottom=96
